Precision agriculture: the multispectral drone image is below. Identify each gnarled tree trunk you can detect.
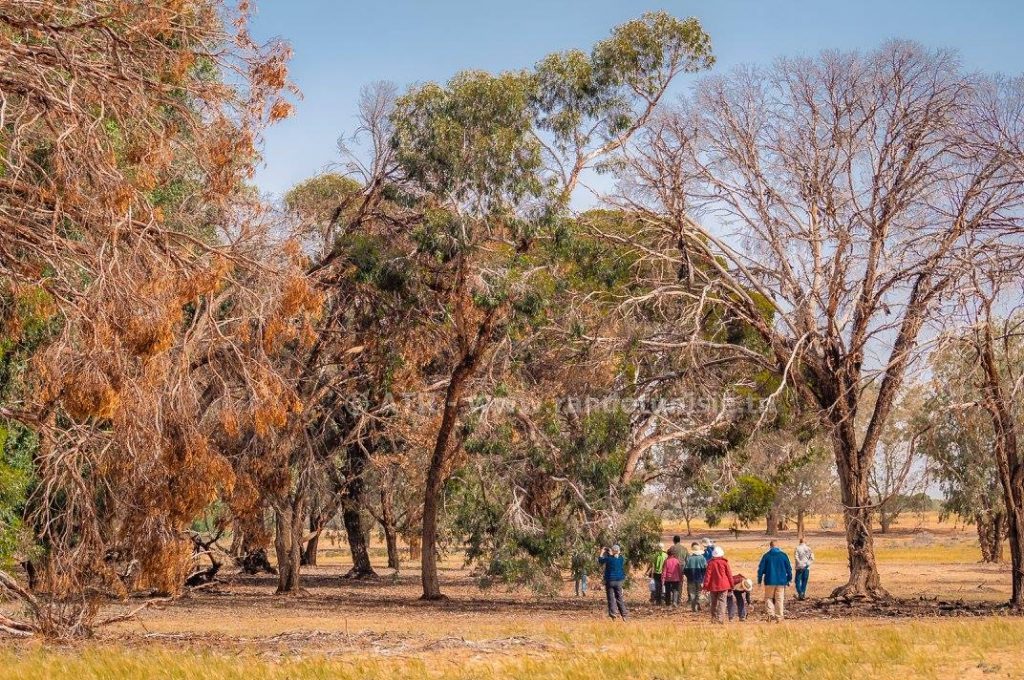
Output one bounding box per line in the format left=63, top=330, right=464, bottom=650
left=341, top=443, right=377, bottom=579
left=274, top=492, right=306, bottom=594
left=831, top=426, right=887, bottom=600
left=977, top=511, right=1005, bottom=564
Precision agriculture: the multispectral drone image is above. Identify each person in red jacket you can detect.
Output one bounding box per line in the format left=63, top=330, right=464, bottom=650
left=702, top=545, right=734, bottom=623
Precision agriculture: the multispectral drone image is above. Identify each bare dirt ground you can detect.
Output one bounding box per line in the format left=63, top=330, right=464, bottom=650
left=101, top=515, right=1020, bottom=646
left=2, top=514, right=1022, bottom=678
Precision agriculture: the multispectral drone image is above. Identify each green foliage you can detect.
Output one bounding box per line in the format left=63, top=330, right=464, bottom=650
left=393, top=70, right=544, bottom=217
left=0, top=422, right=37, bottom=567
left=339, top=233, right=411, bottom=293
left=533, top=12, right=714, bottom=152
left=447, top=404, right=651, bottom=593
left=716, top=474, right=776, bottom=526
left=284, top=173, right=362, bottom=223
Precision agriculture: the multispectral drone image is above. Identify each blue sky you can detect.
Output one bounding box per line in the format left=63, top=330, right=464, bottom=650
left=250, top=0, right=1024, bottom=198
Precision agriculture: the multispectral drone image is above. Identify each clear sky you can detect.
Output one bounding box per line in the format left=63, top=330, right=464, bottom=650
left=249, top=0, right=1024, bottom=198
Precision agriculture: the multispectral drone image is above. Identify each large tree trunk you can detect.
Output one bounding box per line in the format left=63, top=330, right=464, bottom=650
left=796, top=510, right=806, bottom=538
left=765, top=508, right=781, bottom=536
left=831, top=433, right=887, bottom=600
left=421, top=357, right=478, bottom=600
left=274, top=492, right=306, bottom=594
left=979, top=327, right=1024, bottom=608
left=341, top=444, right=377, bottom=579
left=420, top=308, right=495, bottom=600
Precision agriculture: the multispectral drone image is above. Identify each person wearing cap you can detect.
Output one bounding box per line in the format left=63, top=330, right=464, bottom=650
left=794, top=536, right=814, bottom=600
left=757, top=540, right=794, bottom=622
left=647, top=542, right=668, bottom=605
left=662, top=550, right=683, bottom=608
left=683, top=541, right=708, bottom=612
left=727, top=574, right=753, bottom=621
left=598, top=544, right=629, bottom=620
left=702, top=545, right=734, bottom=623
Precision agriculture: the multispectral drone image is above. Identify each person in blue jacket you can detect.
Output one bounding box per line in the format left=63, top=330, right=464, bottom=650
left=757, top=540, right=794, bottom=622
left=598, top=544, right=629, bottom=620
left=702, top=537, right=715, bottom=562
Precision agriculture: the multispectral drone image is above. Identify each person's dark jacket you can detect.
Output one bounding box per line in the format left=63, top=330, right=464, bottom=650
left=599, top=553, right=626, bottom=582
left=757, top=547, right=793, bottom=586
left=682, top=551, right=707, bottom=584
left=703, top=545, right=715, bottom=562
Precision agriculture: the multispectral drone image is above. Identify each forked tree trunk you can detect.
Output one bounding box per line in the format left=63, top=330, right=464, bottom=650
left=420, top=308, right=494, bottom=600
left=342, top=444, right=377, bottom=579
left=421, top=356, right=478, bottom=600
left=274, top=492, right=306, bottom=594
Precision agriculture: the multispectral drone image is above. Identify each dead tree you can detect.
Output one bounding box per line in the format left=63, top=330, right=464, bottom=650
left=618, top=42, right=1024, bottom=598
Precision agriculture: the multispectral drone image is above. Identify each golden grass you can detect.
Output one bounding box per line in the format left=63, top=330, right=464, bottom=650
left=2, top=619, right=1022, bottom=679
left=2, top=512, right=1019, bottom=678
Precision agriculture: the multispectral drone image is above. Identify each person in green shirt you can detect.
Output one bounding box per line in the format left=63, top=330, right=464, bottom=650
left=646, top=542, right=668, bottom=605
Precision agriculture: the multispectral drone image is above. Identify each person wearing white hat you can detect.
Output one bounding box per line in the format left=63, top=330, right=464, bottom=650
left=598, top=544, right=629, bottom=620
left=702, top=545, right=734, bottom=624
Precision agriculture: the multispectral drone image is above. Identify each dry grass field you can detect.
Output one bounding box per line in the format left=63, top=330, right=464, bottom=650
left=2, top=514, right=1023, bottom=679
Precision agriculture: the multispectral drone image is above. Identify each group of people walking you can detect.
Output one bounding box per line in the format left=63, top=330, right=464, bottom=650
left=582, top=535, right=815, bottom=623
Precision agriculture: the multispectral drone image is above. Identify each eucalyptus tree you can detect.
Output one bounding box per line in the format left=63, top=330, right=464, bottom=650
left=920, top=347, right=1007, bottom=563
left=617, top=42, right=1024, bottom=598
left=387, top=12, right=714, bottom=600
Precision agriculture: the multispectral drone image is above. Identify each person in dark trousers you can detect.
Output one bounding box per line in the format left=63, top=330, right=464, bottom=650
left=682, top=541, right=707, bottom=612
left=702, top=546, right=734, bottom=624
left=647, top=543, right=668, bottom=605
left=757, top=540, right=794, bottom=622
left=727, top=575, right=752, bottom=621
left=662, top=551, right=683, bottom=607
left=598, top=544, right=628, bottom=620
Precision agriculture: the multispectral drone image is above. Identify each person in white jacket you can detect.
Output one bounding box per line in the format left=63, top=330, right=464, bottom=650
left=794, top=537, right=814, bottom=600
